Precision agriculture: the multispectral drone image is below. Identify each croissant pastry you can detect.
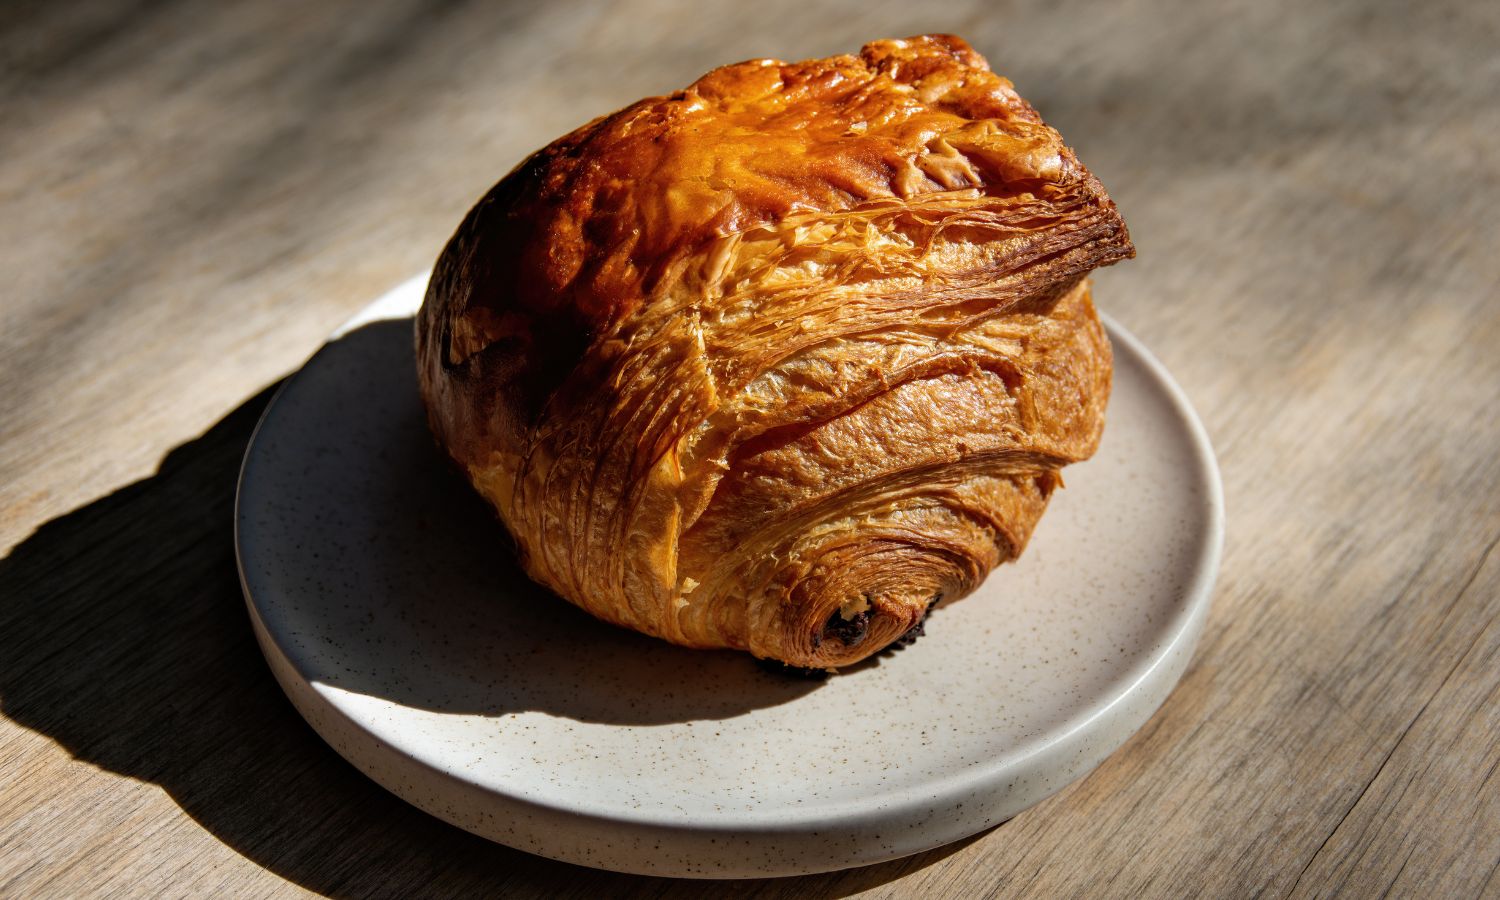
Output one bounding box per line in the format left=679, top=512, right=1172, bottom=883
left=416, top=35, right=1133, bottom=670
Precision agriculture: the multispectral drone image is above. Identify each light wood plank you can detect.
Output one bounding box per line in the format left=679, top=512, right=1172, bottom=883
left=3, top=0, right=1499, bottom=896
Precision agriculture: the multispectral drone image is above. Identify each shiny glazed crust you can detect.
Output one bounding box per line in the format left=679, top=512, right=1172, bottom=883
left=416, top=35, right=1133, bottom=668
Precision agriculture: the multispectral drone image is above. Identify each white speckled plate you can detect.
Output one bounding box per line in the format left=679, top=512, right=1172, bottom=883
left=236, top=273, right=1222, bottom=878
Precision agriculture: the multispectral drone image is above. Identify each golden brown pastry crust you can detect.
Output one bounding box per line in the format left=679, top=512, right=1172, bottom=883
left=416, top=35, right=1133, bottom=668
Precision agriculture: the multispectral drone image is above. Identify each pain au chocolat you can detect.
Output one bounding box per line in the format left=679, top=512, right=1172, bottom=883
left=416, top=35, right=1133, bottom=670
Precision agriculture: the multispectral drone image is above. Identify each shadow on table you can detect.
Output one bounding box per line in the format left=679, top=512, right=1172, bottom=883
left=0, top=325, right=992, bottom=897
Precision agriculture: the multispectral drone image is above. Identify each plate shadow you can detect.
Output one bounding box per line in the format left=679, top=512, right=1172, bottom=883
left=240, top=319, right=824, bottom=724
left=1, top=326, right=985, bottom=895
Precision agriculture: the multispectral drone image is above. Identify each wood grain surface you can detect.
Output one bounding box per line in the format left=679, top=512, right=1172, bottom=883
left=3, top=0, right=1498, bottom=896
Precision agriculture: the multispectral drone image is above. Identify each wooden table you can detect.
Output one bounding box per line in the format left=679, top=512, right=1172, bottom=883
left=4, top=0, right=1497, bottom=895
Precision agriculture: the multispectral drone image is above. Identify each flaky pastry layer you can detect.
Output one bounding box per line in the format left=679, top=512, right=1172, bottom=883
left=416, top=35, right=1133, bottom=668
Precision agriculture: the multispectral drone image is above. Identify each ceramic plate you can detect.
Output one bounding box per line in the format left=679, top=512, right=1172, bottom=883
left=235, top=273, right=1222, bottom=878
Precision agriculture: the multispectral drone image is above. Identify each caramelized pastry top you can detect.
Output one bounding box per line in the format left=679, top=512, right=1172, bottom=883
left=436, top=34, right=1126, bottom=365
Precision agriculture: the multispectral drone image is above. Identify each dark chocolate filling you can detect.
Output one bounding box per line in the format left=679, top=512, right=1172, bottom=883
left=820, top=607, right=872, bottom=648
